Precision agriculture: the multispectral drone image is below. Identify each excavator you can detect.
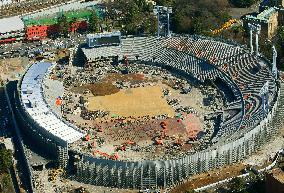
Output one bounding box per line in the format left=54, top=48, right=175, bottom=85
left=155, top=137, right=164, bottom=145
left=173, top=135, right=184, bottom=147
left=154, top=121, right=169, bottom=145
left=160, top=121, right=168, bottom=139
left=116, top=140, right=136, bottom=151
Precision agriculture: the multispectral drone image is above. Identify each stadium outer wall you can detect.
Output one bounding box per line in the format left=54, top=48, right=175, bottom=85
left=15, top=36, right=283, bottom=190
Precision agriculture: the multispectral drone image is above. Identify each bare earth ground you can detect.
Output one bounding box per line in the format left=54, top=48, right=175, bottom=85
left=67, top=82, right=204, bottom=161
left=87, top=85, right=175, bottom=118
left=0, top=57, right=30, bottom=83
left=170, top=164, right=245, bottom=193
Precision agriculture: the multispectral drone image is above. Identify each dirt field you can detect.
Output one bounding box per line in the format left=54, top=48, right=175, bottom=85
left=87, top=85, right=176, bottom=118
left=72, top=73, right=147, bottom=96
left=170, top=163, right=245, bottom=193
left=0, top=57, right=30, bottom=83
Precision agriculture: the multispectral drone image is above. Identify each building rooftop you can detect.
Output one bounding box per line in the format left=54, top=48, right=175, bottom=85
left=0, top=16, right=24, bottom=34
left=20, top=62, right=85, bottom=144
left=245, top=7, right=278, bottom=22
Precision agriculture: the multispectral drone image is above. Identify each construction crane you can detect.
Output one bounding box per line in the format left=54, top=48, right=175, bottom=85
left=212, top=19, right=239, bottom=35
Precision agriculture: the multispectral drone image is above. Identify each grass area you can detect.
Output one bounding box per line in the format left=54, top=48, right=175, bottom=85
left=0, top=173, right=15, bottom=193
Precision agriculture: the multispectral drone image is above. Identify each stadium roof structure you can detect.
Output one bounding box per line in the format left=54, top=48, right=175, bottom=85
left=20, top=62, right=85, bottom=144
left=0, top=16, right=24, bottom=34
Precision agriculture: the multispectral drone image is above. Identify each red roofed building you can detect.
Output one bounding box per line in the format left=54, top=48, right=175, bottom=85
left=26, top=20, right=88, bottom=40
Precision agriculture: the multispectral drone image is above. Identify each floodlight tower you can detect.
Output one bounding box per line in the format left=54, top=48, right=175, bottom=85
left=153, top=5, right=172, bottom=37
left=165, top=6, right=172, bottom=37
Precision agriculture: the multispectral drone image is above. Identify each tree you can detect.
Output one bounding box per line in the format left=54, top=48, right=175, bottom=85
left=0, top=148, right=13, bottom=173
left=142, top=13, right=157, bottom=35
left=171, top=0, right=230, bottom=35
left=88, top=10, right=101, bottom=33
left=57, top=14, right=69, bottom=37
left=185, top=189, right=195, bottom=193
left=230, top=0, right=258, bottom=8
left=228, top=177, right=246, bottom=193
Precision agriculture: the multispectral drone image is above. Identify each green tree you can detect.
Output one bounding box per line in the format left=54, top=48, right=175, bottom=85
left=88, top=10, right=101, bottom=33
left=228, top=177, right=246, bottom=193
left=230, top=0, right=257, bottom=8
left=171, top=0, right=230, bottom=35
left=185, top=189, right=195, bottom=193
left=57, top=14, right=69, bottom=37
left=142, top=13, right=157, bottom=35
left=0, top=148, right=13, bottom=173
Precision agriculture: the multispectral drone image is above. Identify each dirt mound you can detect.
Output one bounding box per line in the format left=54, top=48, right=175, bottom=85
left=72, top=73, right=147, bottom=96
left=86, top=82, right=120, bottom=96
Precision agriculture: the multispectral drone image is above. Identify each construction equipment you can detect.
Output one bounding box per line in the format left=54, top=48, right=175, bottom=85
left=155, top=137, right=163, bottom=145
left=173, top=135, right=184, bottom=146
left=116, top=144, right=127, bottom=151
left=48, top=168, right=64, bottom=182
left=116, top=140, right=136, bottom=151
left=93, top=150, right=119, bottom=160
left=160, top=121, right=168, bottom=139
left=84, top=134, right=91, bottom=141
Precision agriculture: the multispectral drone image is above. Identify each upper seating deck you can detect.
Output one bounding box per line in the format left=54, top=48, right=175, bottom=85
left=20, top=62, right=85, bottom=144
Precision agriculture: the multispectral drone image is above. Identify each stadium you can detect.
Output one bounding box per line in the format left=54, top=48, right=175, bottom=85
left=15, top=33, right=284, bottom=190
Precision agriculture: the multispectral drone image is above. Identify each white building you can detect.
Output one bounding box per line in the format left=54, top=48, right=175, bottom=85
left=0, top=16, right=25, bottom=43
